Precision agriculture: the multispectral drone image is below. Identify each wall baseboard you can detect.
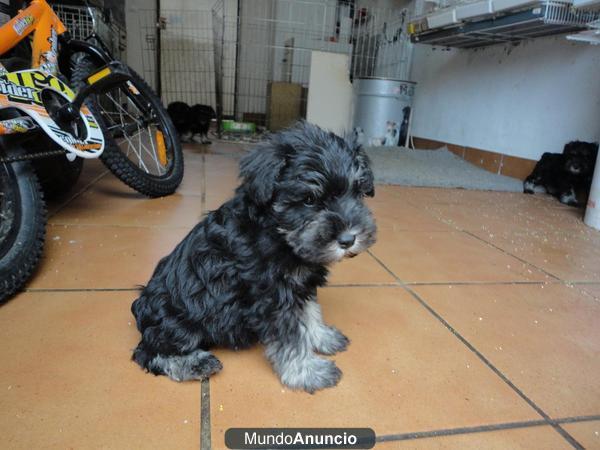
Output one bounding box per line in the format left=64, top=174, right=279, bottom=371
left=412, top=137, right=537, bottom=181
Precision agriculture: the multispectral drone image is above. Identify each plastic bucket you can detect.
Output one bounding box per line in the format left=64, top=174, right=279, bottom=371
left=352, top=77, right=416, bottom=147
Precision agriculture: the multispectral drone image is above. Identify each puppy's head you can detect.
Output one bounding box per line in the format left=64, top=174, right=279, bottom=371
left=563, top=141, right=599, bottom=176
left=239, top=121, right=377, bottom=265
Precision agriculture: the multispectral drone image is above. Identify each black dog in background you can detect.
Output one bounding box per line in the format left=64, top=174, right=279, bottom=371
left=167, top=101, right=216, bottom=144
left=524, top=140, right=598, bottom=206
left=131, top=122, right=377, bottom=392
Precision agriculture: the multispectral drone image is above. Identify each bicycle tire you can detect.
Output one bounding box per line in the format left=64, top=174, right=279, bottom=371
left=0, top=141, right=47, bottom=304
left=70, top=54, right=183, bottom=197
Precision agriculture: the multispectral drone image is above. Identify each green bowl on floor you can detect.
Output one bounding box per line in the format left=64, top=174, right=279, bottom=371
left=221, top=120, right=256, bottom=134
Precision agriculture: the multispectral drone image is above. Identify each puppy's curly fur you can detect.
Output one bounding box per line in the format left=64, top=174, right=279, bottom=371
left=131, top=122, right=377, bottom=392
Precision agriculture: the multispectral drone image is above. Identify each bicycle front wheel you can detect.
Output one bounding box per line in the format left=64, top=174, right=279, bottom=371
left=0, top=142, right=46, bottom=304
left=70, top=54, right=183, bottom=197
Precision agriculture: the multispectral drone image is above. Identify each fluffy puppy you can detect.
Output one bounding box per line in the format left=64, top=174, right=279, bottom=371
left=131, top=122, right=377, bottom=392
left=167, top=102, right=216, bottom=144
left=189, top=104, right=216, bottom=144
left=524, top=140, right=598, bottom=206
left=166, top=101, right=190, bottom=139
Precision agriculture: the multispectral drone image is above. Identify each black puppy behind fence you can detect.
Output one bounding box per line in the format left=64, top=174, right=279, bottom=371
left=136, top=0, right=412, bottom=139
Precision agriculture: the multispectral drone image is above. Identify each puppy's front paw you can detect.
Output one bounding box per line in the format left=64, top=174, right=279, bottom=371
left=280, top=357, right=342, bottom=393
left=314, top=327, right=349, bottom=355
left=560, top=190, right=579, bottom=206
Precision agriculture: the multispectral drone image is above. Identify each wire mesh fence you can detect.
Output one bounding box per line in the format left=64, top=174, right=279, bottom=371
left=136, top=9, right=160, bottom=92
left=136, top=0, right=413, bottom=133
left=53, top=5, right=126, bottom=59
left=353, top=5, right=413, bottom=81
left=160, top=8, right=216, bottom=108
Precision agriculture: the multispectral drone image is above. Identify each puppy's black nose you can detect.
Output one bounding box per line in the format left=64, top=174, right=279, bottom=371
left=337, top=232, right=356, bottom=249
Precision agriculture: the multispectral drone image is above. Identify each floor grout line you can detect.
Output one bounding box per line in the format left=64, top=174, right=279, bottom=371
left=555, top=415, right=600, bottom=424
left=404, top=280, right=557, bottom=286
left=366, top=250, right=585, bottom=450
left=376, top=414, right=600, bottom=443
left=405, top=199, right=565, bottom=282
left=405, top=280, right=600, bottom=287
left=377, top=419, right=549, bottom=442
left=327, top=283, right=400, bottom=288
left=201, top=378, right=211, bottom=450
left=199, top=153, right=211, bottom=450
left=25, top=287, right=140, bottom=293
left=200, top=154, right=207, bottom=215
left=48, top=170, right=110, bottom=219
left=47, top=223, right=195, bottom=230
left=24, top=280, right=598, bottom=294
left=462, top=230, right=562, bottom=282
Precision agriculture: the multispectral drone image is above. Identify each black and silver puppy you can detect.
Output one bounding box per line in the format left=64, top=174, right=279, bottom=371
left=131, top=122, right=377, bottom=392
left=524, top=140, right=598, bottom=206
left=167, top=101, right=216, bottom=144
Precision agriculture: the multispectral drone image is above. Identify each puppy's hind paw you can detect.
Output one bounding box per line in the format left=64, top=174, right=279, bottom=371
left=280, top=358, right=342, bottom=393
left=314, top=327, right=350, bottom=355
left=193, top=354, right=223, bottom=380
left=152, top=350, right=223, bottom=382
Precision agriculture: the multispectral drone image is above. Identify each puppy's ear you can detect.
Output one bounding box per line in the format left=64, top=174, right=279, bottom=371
left=361, top=164, right=375, bottom=197
left=239, top=143, right=286, bottom=204
left=352, top=143, right=375, bottom=197
left=563, top=141, right=577, bottom=155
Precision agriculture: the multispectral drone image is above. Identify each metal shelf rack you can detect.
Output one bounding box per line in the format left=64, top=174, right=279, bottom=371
left=409, top=0, right=600, bottom=48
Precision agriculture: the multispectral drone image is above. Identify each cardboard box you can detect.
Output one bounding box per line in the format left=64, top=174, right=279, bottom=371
left=267, top=82, right=303, bottom=131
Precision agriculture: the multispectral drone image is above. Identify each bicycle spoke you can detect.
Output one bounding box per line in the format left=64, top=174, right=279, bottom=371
left=121, top=130, right=149, bottom=173
left=105, top=92, right=142, bottom=126
left=98, top=88, right=162, bottom=175
left=137, top=131, right=164, bottom=174
left=91, top=80, right=170, bottom=178
left=127, top=127, right=163, bottom=175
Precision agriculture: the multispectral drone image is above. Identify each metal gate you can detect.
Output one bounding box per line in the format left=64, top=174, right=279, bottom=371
left=136, top=0, right=413, bottom=132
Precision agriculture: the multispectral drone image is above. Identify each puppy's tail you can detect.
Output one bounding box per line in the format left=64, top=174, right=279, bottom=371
left=133, top=345, right=223, bottom=382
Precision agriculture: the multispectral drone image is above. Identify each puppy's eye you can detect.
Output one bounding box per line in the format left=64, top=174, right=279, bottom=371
left=303, top=194, right=317, bottom=207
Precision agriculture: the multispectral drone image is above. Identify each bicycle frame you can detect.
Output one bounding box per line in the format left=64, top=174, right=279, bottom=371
left=0, top=0, right=65, bottom=75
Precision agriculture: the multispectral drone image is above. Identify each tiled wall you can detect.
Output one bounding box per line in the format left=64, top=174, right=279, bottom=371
left=412, top=137, right=537, bottom=181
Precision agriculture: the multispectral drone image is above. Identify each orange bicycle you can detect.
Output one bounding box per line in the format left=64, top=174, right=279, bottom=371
left=0, top=0, right=183, bottom=303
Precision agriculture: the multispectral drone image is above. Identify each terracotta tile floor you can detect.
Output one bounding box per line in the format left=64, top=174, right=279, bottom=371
left=1, top=143, right=600, bottom=449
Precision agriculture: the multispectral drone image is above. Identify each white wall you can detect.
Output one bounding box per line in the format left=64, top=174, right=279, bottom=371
left=410, top=37, right=600, bottom=160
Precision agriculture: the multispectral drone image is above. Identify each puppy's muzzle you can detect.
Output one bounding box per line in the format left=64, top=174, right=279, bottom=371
left=337, top=232, right=356, bottom=249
